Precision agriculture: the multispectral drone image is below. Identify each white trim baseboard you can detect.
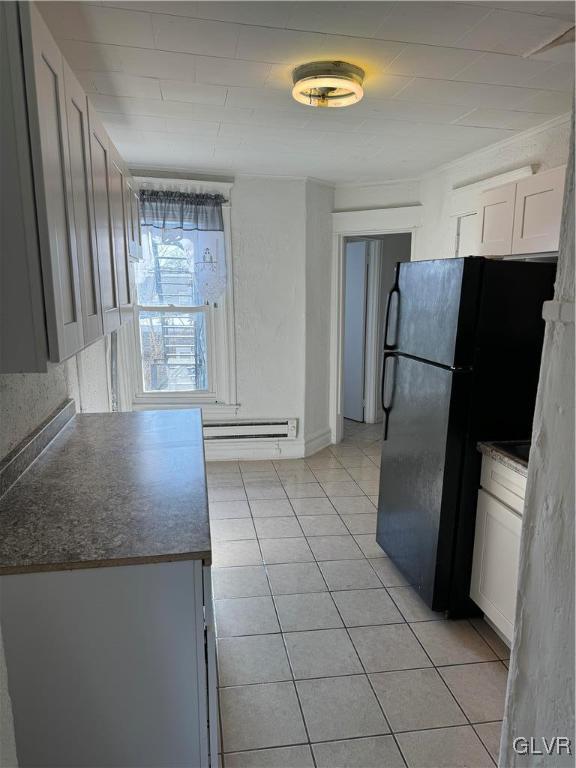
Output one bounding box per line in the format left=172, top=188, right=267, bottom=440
left=204, top=437, right=304, bottom=461
left=203, top=427, right=332, bottom=461
left=304, top=428, right=332, bottom=458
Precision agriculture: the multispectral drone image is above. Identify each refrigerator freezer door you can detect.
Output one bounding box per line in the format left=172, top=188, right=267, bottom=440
left=392, top=258, right=482, bottom=368
left=376, top=354, right=470, bottom=610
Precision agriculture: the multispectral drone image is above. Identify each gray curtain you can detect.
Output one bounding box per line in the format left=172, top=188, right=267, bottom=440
left=140, top=190, right=226, bottom=231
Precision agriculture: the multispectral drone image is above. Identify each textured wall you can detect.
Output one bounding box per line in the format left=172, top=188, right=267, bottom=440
left=231, top=176, right=307, bottom=425
left=500, top=116, right=574, bottom=768
left=0, top=339, right=111, bottom=461
left=0, top=360, right=77, bottom=461
left=304, top=180, right=334, bottom=446
left=333, top=179, right=421, bottom=212
left=74, top=338, right=110, bottom=413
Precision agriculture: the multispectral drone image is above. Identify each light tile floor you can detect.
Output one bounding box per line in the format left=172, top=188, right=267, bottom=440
left=208, top=420, right=509, bottom=768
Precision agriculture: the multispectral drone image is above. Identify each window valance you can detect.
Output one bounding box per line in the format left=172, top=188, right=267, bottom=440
left=140, top=190, right=226, bottom=231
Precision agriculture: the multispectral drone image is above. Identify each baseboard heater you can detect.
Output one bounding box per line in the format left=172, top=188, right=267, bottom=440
left=203, top=419, right=298, bottom=440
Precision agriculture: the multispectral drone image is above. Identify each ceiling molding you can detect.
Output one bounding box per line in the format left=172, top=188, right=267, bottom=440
left=421, top=112, right=572, bottom=179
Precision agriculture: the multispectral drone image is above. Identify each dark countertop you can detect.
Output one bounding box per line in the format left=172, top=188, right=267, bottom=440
left=0, top=409, right=211, bottom=575
left=477, top=440, right=529, bottom=477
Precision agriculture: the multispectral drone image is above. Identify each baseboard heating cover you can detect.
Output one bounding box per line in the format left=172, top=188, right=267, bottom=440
left=203, top=419, right=298, bottom=440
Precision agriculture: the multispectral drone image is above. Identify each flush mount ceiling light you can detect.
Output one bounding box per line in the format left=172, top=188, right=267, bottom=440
left=292, top=61, right=365, bottom=108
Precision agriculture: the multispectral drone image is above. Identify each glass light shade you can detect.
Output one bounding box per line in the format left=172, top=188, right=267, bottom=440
left=292, top=76, right=363, bottom=107
left=292, top=61, right=365, bottom=108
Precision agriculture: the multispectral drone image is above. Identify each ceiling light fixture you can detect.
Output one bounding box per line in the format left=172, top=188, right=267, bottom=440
left=292, top=61, right=365, bottom=108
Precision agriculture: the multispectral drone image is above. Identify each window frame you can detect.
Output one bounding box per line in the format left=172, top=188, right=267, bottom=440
left=131, top=194, right=237, bottom=409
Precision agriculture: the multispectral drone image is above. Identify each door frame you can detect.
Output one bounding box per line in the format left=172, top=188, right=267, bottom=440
left=330, top=206, right=423, bottom=443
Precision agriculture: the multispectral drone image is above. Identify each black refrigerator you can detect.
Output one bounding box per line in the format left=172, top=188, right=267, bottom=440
left=376, top=256, right=555, bottom=617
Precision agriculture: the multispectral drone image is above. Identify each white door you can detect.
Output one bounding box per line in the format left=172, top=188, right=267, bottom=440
left=343, top=241, right=368, bottom=422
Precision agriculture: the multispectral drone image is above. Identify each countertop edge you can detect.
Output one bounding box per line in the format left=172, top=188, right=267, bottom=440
left=477, top=442, right=529, bottom=477
left=0, top=549, right=212, bottom=577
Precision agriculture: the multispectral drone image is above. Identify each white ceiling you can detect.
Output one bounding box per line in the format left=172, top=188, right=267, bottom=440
left=39, top=1, right=575, bottom=183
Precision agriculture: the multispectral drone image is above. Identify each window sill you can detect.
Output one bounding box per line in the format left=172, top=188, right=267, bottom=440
left=132, top=395, right=240, bottom=419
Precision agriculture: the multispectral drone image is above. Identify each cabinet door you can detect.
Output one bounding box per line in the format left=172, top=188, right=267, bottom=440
left=21, top=3, right=84, bottom=360
left=88, top=105, right=121, bottom=333
left=512, top=166, right=566, bottom=254
left=109, top=146, right=132, bottom=321
left=63, top=62, right=103, bottom=346
left=455, top=212, right=479, bottom=257
left=124, top=179, right=142, bottom=260
left=470, top=489, right=521, bottom=643
left=477, top=182, right=516, bottom=256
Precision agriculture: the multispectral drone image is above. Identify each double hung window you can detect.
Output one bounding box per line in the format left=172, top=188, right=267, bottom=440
left=133, top=186, right=234, bottom=403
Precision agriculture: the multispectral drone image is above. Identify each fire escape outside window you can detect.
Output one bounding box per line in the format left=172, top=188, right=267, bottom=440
left=133, top=188, right=233, bottom=401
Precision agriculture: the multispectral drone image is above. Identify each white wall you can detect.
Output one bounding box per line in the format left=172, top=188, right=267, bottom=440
left=500, top=118, right=574, bottom=768
left=230, top=176, right=334, bottom=453
left=334, top=179, right=421, bottom=212
left=230, top=176, right=307, bottom=426
left=304, top=180, right=334, bottom=450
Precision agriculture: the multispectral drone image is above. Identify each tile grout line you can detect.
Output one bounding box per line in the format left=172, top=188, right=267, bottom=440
left=247, top=472, right=319, bottom=768
left=212, top=426, right=502, bottom=765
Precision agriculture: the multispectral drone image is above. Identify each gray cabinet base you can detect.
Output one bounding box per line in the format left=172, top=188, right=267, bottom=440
left=1, top=560, right=216, bottom=767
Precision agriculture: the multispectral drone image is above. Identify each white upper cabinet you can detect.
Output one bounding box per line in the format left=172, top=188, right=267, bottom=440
left=478, top=167, right=566, bottom=258
left=477, top=183, right=516, bottom=257
left=63, top=62, right=103, bottom=346
left=511, top=166, right=566, bottom=255
left=20, top=2, right=84, bottom=361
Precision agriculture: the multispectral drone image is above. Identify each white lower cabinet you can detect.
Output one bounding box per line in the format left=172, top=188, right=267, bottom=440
left=471, top=487, right=522, bottom=643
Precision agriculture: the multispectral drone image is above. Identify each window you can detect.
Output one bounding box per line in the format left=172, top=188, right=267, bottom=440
left=132, top=184, right=235, bottom=405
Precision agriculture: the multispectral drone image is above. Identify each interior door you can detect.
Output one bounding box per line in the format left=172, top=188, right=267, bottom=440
left=376, top=354, right=468, bottom=609
left=343, top=241, right=367, bottom=422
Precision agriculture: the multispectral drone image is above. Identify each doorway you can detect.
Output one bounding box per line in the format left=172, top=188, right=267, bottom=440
left=342, top=233, right=412, bottom=424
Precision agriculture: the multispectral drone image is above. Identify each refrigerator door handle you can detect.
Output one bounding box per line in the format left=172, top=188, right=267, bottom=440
left=384, top=265, right=401, bottom=351
left=381, top=352, right=397, bottom=440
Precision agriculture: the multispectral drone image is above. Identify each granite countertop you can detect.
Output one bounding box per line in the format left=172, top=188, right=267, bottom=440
left=0, top=409, right=211, bottom=575
left=477, top=441, right=529, bottom=477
